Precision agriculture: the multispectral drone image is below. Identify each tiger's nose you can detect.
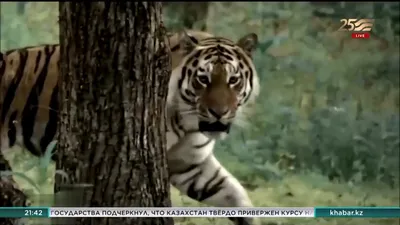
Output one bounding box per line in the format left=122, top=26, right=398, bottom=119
left=208, top=107, right=229, bottom=120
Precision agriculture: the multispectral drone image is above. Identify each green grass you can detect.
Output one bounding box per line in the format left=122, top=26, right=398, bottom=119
left=171, top=176, right=399, bottom=225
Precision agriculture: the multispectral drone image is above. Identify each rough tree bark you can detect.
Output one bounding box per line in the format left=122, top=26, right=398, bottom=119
left=57, top=2, right=173, bottom=225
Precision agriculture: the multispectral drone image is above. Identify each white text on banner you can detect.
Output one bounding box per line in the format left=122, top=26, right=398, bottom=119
left=49, top=207, right=315, bottom=218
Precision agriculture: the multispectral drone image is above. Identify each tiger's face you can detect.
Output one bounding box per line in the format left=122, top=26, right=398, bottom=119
left=174, top=32, right=259, bottom=139
left=194, top=60, right=243, bottom=134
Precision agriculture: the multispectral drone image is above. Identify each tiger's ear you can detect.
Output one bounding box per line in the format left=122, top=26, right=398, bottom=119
left=179, top=30, right=198, bottom=55
left=237, top=33, right=258, bottom=56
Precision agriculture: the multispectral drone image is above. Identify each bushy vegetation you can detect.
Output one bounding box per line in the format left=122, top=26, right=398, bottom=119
left=1, top=2, right=399, bottom=225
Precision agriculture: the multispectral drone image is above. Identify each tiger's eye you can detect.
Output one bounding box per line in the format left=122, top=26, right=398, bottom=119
left=198, top=76, right=209, bottom=85
left=229, top=76, right=239, bottom=84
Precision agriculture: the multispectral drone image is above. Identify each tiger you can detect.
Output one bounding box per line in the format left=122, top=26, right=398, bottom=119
left=0, top=30, right=260, bottom=225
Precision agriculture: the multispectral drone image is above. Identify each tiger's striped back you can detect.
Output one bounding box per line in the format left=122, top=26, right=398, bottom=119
left=0, top=45, right=59, bottom=156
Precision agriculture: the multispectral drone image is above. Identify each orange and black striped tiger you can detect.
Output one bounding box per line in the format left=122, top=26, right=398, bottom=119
left=0, top=30, right=260, bottom=225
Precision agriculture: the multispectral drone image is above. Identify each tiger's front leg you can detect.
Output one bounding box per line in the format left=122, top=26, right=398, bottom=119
left=168, top=137, right=256, bottom=225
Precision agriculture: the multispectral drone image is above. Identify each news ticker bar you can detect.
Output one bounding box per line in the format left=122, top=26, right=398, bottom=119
left=0, top=207, right=399, bottom=218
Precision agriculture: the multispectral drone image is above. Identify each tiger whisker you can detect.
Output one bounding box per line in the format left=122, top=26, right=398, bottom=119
left=198, top=113, right=209, bottom=119
left=179, top=111, right=198, bottom=116
left=178, top=108, right=197, bottom=113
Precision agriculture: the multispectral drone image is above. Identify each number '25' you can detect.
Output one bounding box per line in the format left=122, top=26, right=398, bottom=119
left=338, top=19, right=358, bottom=31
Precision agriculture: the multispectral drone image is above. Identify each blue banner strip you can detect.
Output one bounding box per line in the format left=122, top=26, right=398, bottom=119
left=0, top=207, right=49, bottom=218
left=315, top=207, right=400, bottom=218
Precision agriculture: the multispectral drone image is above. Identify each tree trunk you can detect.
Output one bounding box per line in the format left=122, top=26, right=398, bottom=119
left=57, top=3, right=173, bottom=225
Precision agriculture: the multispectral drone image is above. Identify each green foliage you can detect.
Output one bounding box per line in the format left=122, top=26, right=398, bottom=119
left=0, top=2, right=398, bottom=196
left=0, top=141, right=58, bottom=197
left=0, top=170, right=41, bottom=194
left=0, top=2, right=58, bottom=51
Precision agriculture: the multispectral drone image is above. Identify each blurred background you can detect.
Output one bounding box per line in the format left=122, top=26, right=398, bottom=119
left=1, top=2, right=399, bottom=225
